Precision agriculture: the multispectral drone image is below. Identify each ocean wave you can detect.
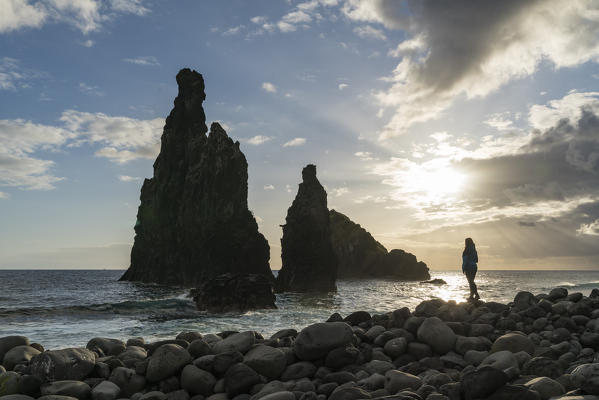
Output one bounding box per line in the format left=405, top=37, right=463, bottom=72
left=0, top=297, right=201, bottom=321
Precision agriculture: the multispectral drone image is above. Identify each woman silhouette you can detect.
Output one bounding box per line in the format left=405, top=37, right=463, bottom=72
left=462, top=238, right=480, bottom=300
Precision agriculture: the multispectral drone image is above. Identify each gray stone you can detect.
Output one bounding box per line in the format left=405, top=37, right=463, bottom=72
left=324, top=346, right=359, bottom=369
left=384, top=370, right=422, bottom=393
left=461, top=366, right=508, bottom=400
left=108, top=367, right=146, bottom=397
left=188, top=340, right=211, bottom=358
left=364, top=360, right=394, bottom=375
left=139, top=392, right=167, bottom=400
left=0, top=337, right=29, bottom=364
left=224, top=363, right=260, bottom=397
left=2, top=346, right=40, bottom=370
left=30, top=348, right=96, bottom=382
left=293, top=322, right=354, bottom=361
left=0, top=372, right=20, bottom=396
left=549, top=288, right=568, bottom=301
left=523, top=377, right=564, bottom=400
left=523, top=357, right=563, bottom=379
left=464, top=350, right=488, bottom=366
left=384, top=337, right=407, bottom=359
left=0, top=396, right=35, bottom=400
left=117, top=346, right=147, bottom=363
left=243, top=345, right=286, bottom=379
left=258, top=392, right=295, bottom=400
left=146, top=344, right=191, bottom=382
left=40, top=381, right=91, bottom=400
left=181, top=364, right=216, bottom=396
left=86, top=338, right=126, bottom=357
left=328, top=387, right=371, bottom=400
left=280, top=362, right=316, bottom=381
left=571, top=363, right=599, bottom=395
left=480, top=350, right=519, bottom=372
left=91, top=381, right=120, bottom=400
left=455, top=336, right=491, bottom=355
left=417, top=317, right=456, bottom=354
left=212, top=332, right=255, bottom=355
left=38, top=396, right=79, bottom=400
left=491, top=333, right=535, bottom=355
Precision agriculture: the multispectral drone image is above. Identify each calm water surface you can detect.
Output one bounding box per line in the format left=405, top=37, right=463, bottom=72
left=1, top=269, right=598, bottom=349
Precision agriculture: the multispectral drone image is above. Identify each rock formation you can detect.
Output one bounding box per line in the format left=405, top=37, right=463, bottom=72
left=329, top=209, right=430, bottom=280
left=192, top=273, right=276, bottom=313
left=275, top=165, right=338, bottom=292
left=120, top=68, right=273, bottom=287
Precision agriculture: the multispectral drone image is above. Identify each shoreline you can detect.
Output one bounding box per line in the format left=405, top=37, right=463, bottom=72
left=2, top=286, right=599, bottom=399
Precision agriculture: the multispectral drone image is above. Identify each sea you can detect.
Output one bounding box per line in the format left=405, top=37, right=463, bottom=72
left=1, top=269, right=599, bottom=349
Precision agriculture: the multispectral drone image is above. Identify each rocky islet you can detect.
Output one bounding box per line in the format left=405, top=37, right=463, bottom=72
left=2, top=287, right=599, bottom=399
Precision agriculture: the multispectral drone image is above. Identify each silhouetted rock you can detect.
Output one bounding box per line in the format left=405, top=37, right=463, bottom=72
left=275, top=165, right=338, bottom=292
left=120, top=68, right=273, bottom=287
left=329, top=209, right=430, bottom=280
left=191, top=273, right=276, bottom=313
left=421, top=279, right=447, bottom=285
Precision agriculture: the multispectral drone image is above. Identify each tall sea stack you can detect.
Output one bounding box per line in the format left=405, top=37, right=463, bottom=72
left=275, top=164, right=338, bottom=292
left=120, top=68, right=273, bottom=287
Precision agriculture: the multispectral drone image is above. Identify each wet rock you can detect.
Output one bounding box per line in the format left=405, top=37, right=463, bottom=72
left=523, top=357, right=563, bottom=379
left=523, top=376, right=565, bottom=399
left=276, top=165, right=338, bottom=292
left=30, top=348, right=96, bottom=382
left=571, top=363, right=599, bottom=394
left=146, top=345, right=191, bottom=382
left=40, top=381, right=91, bottom=400
left=91, top=381, right=120, bottom=400
left=384, top=370, right=422, bottom=393
left=280, top=362, right=317, bottom=381
left=0, top=372, right=20, bottom=396
left=293, top=322, right=353, bottom=360
left=0, top=337, right=29, bottom=364
left=212, top=332, right=255, bottom=355
left=86, top=338, right=126, bottom=357
left=514, top=292, right=537, bottom=310
left=479, top=350, right=519, bottom=372
left=120, top=68, right=273, bottom=287
left=193, top=274, right=276, bottom=313
left=108, top=367, right=146, bottom=397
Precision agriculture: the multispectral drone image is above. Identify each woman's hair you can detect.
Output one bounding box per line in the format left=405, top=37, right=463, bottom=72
left=463, top=237, right=476, bottom=256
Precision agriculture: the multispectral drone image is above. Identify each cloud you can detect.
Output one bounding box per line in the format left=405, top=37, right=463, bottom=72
left=578, top=219, right=599, bottom=236
left=0, top=118, right=73, bottom=190
left=330, top=187, right=350, bottom=197
left=343, top=0, right=599, bottom=138
left=338, top=83, right=348, bottom=90
left=0, top=57, right=42, bottom=90
left=251, top=16, right=267, bottom=24
left=484, top=112, right=514, bottom=131
left=122, top=56, right=159, bottom=66
left=262, top=82, right=277, bottom=93
left=0, top=110, right=163, bottom=191
left=118, top=175, right=140, bottom=182
left=0, top=191, right=8, bottom=199
left=0, top=0, right=150, bottom=34
left=78, top=82, right=103, bottom=96
left=283, top=137, right=306, bottom=147
left=81, top=39, right=94, bottom=47
left=355, top=151, right=374, bottom=161
left=247, top=135, right=272, bottom=145
left=353, top=25, right=386, bottom=40
left=263, top=184, right=275, bottom=190
left=371, top=92, right=599, bottom=235
left=223, top=25, right=244, bottom=36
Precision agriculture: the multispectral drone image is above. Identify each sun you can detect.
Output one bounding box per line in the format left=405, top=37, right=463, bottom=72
left=408, top=166, right=466, bottom=202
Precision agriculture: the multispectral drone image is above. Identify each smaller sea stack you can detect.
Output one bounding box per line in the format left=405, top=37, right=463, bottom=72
left=276, top=164, right=338, bottom=292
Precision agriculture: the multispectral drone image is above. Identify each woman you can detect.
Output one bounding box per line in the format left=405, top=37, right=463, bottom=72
left=462, top=238, right=480, bottom=300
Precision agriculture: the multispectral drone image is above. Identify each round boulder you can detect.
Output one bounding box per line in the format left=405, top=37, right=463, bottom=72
left=384, top=370, right=422, bottom=393
left=86, top=338, right=126, bottom=357
left=461, top=366, right=508, bottom=399
left=524, top=377, right=564, bottom=399
left=0, top=372, right=20, bottom=396
left=90, top=381, right=120, bottom=400
left=108, top=367, right=146, bottom=397
left=212, top=332, right=255, bottom=355
left=224, top=363, right=260, bottom=397
left=180, top=364, right=216, bottom=396
left=30, top=348, right=96, bottom=382
left=417, top=317, right=456, bottom=354
left=3, top=346, right=40, bottom=370
left=491, top=333, right=535, bottom=355
left=383, top=337, right=407, bottom=359
left=0, top=337, right=29, bottom=363
left=243, top=345, right=286, bottom=379
left=145, top=344, right=191, bottom=382
left=40, top=381, right=91, bottom=400
left=479, top=350, right=519, bottom=372
left=293, top=322, right=354, bottom=361
left=571, top=363, right=599, bottom=395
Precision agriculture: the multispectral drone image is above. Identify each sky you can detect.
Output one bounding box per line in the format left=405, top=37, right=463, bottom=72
left=1, top=0, right=599, bottom=271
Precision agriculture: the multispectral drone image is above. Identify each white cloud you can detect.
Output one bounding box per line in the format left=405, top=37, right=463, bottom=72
left=0, top=0, right=150, bottom=34
left=81, top=39, right=94, bottom=47
left=223, top=25, right=244, bottom=36
left=0, top=57, right=41, bottom=90
left=122, top=56, right=159, bottom=66
left=578, top=219, right=599, bottom=236
left=0, top=0, right=46, bottom=33
left=247, top=135, right=272, bottom=145
left=344, top=0, right=599, bottom=138
left=354, top=151, right=374, bottom=161
left=110, top=0, right=148, bottom=16
left=528, top=91, right=599, bottom=130
left=283, top=137, right=306, bottom=147
left=78, top=82, right=103, bottom=96
left=118, top=175, right=140, bottom=182
left=286, top=184, right=293, bottom=193
left=263, top=184, right=275, bottom=190
left=0, top=191, right=8, bottom=199
left=338, top=83, right=348, bottom=90
left=251, top=16, right=266, bottom=24
left=262, top=82, right=277, bottom=93
left=484, top=112, right=514, bottom=131
left=330, top=187, right=349, bottom=197
left=353, top=25, right=386, bottom=40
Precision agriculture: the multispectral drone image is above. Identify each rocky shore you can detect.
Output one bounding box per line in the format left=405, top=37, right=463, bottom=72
left=3, top=287, right=599, bottom=400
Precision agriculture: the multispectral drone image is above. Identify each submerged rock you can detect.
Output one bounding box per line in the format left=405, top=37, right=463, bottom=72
left=276, top=164, right=338, bottom=292
left=329, top=209, right=430, bottom=280
left=120, top=68, right=273, bottom=287
left=192, top=273, right=276, bottom=313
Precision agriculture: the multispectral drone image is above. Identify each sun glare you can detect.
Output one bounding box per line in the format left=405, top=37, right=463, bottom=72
left=408, top=167, right=466, bottom=201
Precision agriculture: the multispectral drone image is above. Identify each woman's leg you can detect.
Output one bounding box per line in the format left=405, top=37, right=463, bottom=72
left=466, top=270, right=475, bottom=298
left=470, top=269, right=480, bottom=299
